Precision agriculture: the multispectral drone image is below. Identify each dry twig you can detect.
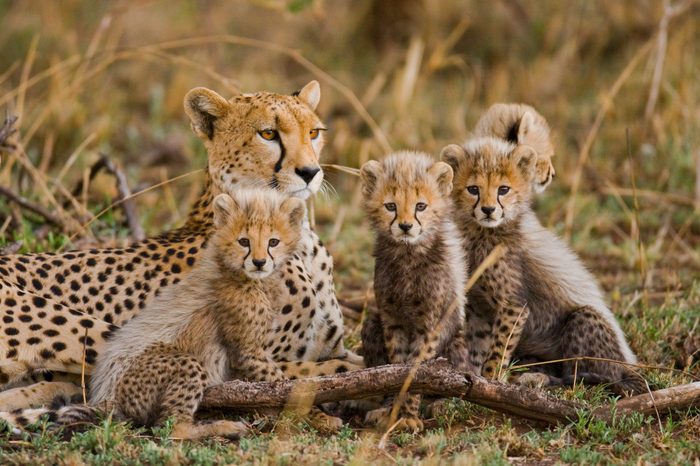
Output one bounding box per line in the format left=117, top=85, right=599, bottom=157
left=0, top=184, right=67, bottom=229
left=0, top=114, right=18, bottom=153
left=70, top=154, right=145, bottom=242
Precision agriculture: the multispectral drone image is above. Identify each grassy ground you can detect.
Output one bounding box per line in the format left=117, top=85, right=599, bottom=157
left=1, top=0, right=699, bottom=464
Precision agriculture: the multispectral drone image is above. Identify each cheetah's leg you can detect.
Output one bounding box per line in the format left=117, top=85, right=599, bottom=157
left=233, top=351, right=286, bottom=383
left=304, top=232, right=363, bottom=365
left=116, top=346, right=247, bottom=440
left=360, top=308, right=388, bottom=369
left=372, top=324, right=436, bottom=432
left=0, top=381, right=82, bottom=411
left=561, top=306, right=645, bottom=396
left=464, top=303, right=495, bottom=373
left=482, top=304, right=530, bottom=381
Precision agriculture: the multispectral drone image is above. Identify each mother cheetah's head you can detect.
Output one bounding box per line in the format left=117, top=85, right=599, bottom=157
left=185, top=81, right=326, bottom=200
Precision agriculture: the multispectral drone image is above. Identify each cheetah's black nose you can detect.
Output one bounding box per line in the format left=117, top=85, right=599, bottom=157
left=399, top=222, right=413, bottom=233
left=481, top=206, right=496, bottom=216
left=252, top=258, right=267, bottom=269
left=295, top=166, right=320, bottom=184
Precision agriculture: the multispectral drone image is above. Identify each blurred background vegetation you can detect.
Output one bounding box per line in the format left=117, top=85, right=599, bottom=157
left=1, top=1, right=700, bottom=463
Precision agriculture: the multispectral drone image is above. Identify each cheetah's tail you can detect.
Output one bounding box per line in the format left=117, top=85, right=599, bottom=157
left=0, top=397, right=114, bottom=435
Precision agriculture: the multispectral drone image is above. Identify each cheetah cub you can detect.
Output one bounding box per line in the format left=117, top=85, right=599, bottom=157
left=473, top=103, right=555, bottom=193
left=360, top=151, right=470, bottom=432
left=89, top=189, right=308, bottom=440
left=441, top=139, right=645, bottom=395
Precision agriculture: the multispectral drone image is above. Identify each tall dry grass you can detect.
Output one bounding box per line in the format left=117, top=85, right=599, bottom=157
left=0, top=0, right=698, bottom=284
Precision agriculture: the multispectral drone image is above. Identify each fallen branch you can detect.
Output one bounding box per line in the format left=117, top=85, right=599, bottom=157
left=0, top=183, right=67, bottom=228
left=595, top=381, right=700, bottom=422
left=202, top=361, right=700, bottom=426
left=201, top=360, right=581, bottom=425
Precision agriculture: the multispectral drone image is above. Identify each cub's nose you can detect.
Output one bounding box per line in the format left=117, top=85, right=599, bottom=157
left=252, top=258, right=267, bottom=270
left=481, top=206, right=496, bottom=216
left=399, top=222, right=413, bottom=233
left=295, top=166, right=320, bottom=184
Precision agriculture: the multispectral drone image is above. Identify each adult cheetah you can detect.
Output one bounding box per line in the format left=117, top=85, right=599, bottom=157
left=0, top=80, right=361, bottom=410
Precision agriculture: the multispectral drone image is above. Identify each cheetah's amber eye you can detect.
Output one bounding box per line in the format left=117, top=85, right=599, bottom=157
left=238, top=238, right=250, bottom=247
left=498, top=186, right=511, bottom=196
left=259, top=129, right=278, bottom=141
left=384, top=202, right=396, bottom=212
left=309, top=129, right=320, bottom=140
left=466, top=186, right=479, bottom=195
left=268, top=238, right=280, bottom=247
left=415, top=202, right=427, bottom=212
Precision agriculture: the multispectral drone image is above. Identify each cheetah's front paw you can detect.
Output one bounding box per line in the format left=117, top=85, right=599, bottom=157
left=367, top=407, right=424, bottom=433
left=513, top=372, right=551, bottom=389
left=378, top=414, right=424, bottom=433
left=308, top=408, right=343, bottom=433
left=364, top=406, right=390, bottom=426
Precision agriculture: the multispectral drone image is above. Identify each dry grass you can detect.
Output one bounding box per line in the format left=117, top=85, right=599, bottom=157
left=1, top=0, right=699, bottom=464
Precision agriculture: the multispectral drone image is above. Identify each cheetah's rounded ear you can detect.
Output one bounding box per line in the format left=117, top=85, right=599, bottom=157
left=296, top=80, right=321, bottom=111
left=439, top=144, right=466, bottom=173
left=360, top=160, right=383, bottom=198
left=213, top=193, right=241, bottom=228
left=428, top=162, right=454, bottom=196
left=184, top=87, right=230, bottom=141
left=513, top=144, right=537, bottom=181
left=281, top=197, right=307, bottom=227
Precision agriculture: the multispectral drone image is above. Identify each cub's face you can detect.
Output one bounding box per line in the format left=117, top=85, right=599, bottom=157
left=211, top=192, right=305, bottom=279
left=185, top=81, right=326, bottom=200
left=441, top=139, right=536, bottom=229
left=360, top=152, right=453, bottom=245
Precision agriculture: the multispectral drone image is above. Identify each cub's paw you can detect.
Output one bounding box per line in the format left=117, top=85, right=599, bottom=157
left=364, top=406, right=391, bottom=426
left=308, top=407, right=343, bottom=433
left=378, top=414, right=424, bottom=433
left=366, top=408, right=424, bottom=433
left=215, top=420, right=249, bottom=440
left=513, top=372, right=550, bottom=389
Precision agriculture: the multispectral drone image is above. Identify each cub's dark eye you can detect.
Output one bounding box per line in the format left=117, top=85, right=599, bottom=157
left=268, top=238, right=280, bottom=247
left=467, top=186, right=479, bottom=195
left=309, top=128, right=320, bottom=140
left=238, top=238, right=250, bottom=247
left=259, top=129, right=278, bottom=141
left=498, top=186, right=511, bottom=196
left=384, top=203, right=396, bottom=212
left=415, top=202, right=427, bottom=212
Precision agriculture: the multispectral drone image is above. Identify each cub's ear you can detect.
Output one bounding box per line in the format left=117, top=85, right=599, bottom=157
left=360, top=160, right=383, bottom=197
left=296, top=80, right=321, bottom=111
left=517, top=111, right=535, bottom=145
left=513, top=145, right=537, bottom=181
left=428, top=161, right=454, bottom=196
left=184, top=87, right=230, bottom=140
left=213, top=193, right=241, bottom=228
left=281, top=197, right=307, bottom=228
left=439, top=144, right=466, bottom=173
